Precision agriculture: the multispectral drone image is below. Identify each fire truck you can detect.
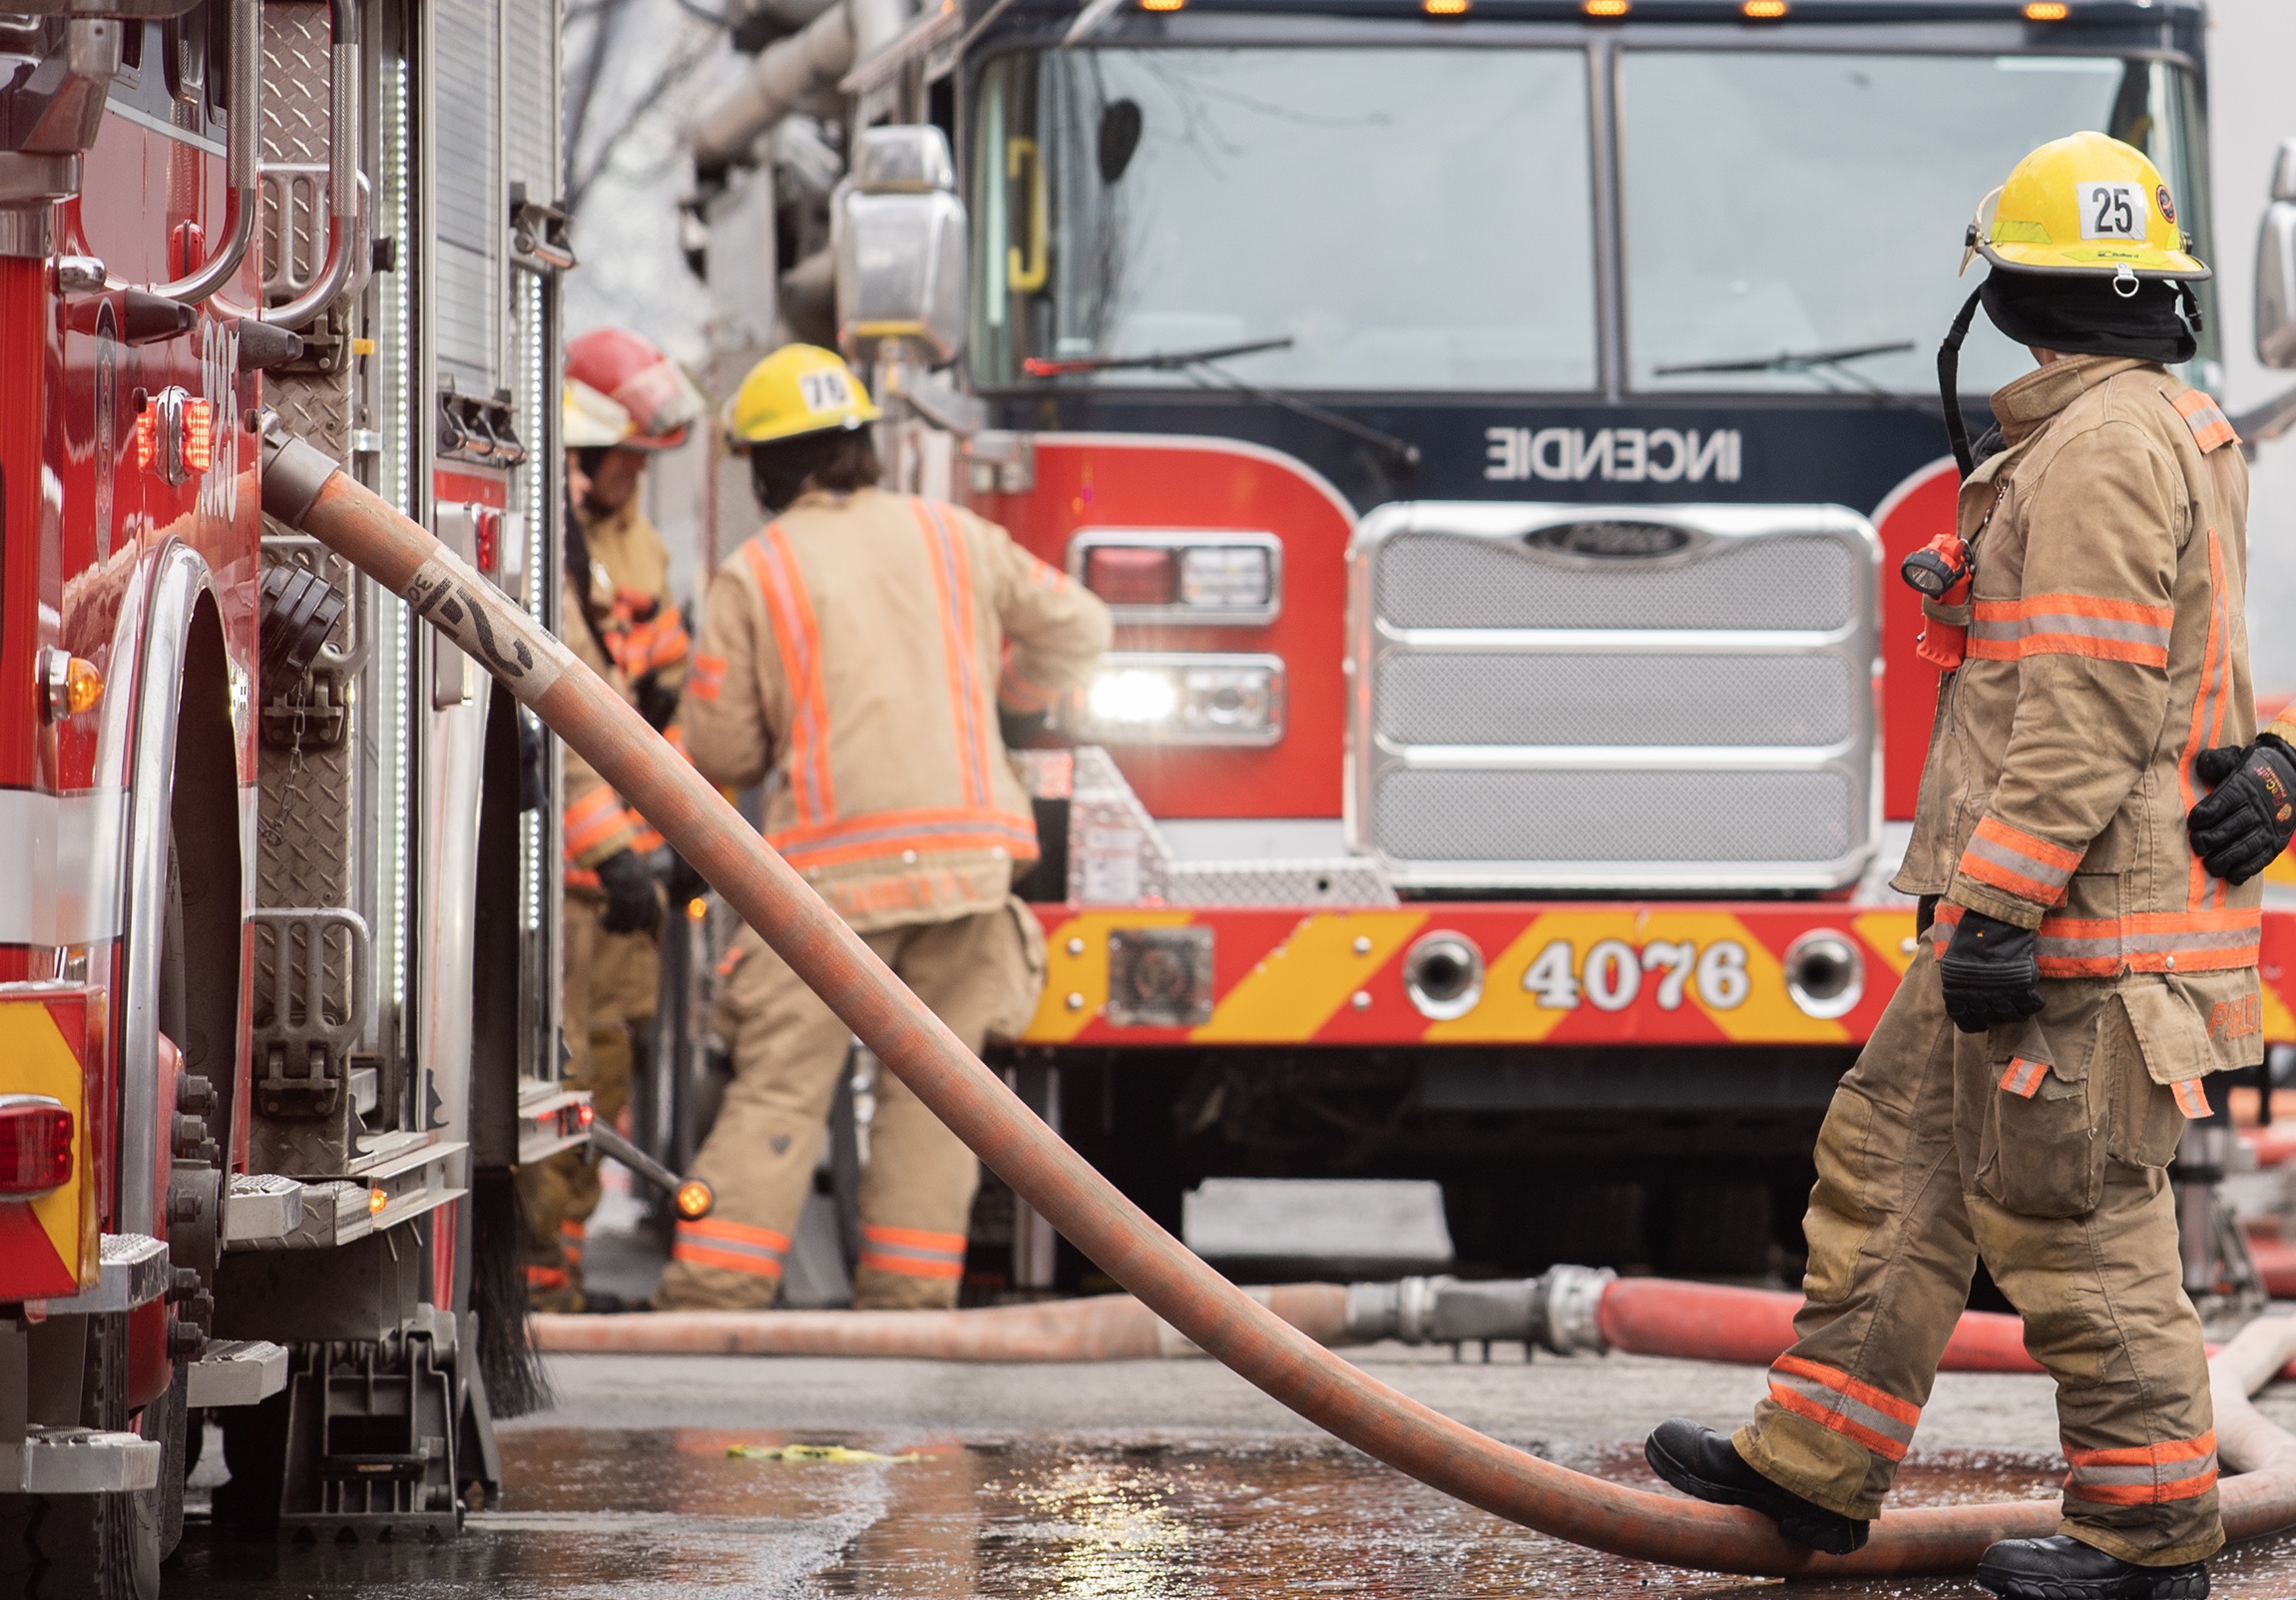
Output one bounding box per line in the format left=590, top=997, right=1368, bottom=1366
left=0, top=0, right=582, bottom=1590
left=676, top=0, right=2296, bottom=1293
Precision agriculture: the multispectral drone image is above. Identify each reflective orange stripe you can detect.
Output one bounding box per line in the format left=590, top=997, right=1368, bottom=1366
left=767, top=806, right=1039, bottom=872
left=1766, top=1355, right=1921, bottom=1463
left=565, top=866, right=601, bottom=890
left=564, top=785, right=638, bottom=858
left=689, top=653, right=727, bottom=704
left=2174, top=389, right=2238, bottom=453
left=526, top=1264, right=570, bottom=1290
left=673, top=1217, right=790, bottom=1281
left=1958, top=815, right=2081, bottom=905
left=914, top=500, right=996, bottom=810
left=999, top=662, right=1056, bottom=715
left=1931, top=900, right=2260, bottom=977
left=2000, top=1058, right=2049, bottom=1099
left=2173, top=1078, right=2211, bottom=1119
left=560, top=1220, right=585, bottom=1263
left=1967, top=593, right=2173, bottom=668
left=858, top=1224, right=968, bottom=1281
left=741, top=527, right=836, bottom=826
left=2065, top=1430, right=2218, bottom=1505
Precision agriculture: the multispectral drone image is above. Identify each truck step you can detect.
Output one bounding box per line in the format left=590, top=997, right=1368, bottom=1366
left=187, top=1339, right=290, bottom=1408
left=2, top=1426, right=162, bottom=1494
left=35, top=1233, right=169, bottom=1314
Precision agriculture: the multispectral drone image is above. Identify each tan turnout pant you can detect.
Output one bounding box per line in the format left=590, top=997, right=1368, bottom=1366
left=1735, top=945, right=2220, bottom=1567
left=652, top=901, right=1043, bottom=1312
left=520, top=893, right=658, bottom=1309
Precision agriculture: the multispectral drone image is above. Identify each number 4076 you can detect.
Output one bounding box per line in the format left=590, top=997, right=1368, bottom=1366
left=1521, top=938, right=1751, bottom=1013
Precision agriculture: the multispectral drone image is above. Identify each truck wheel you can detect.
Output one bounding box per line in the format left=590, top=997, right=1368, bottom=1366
left=0, top=1313, right=164, bottom=1600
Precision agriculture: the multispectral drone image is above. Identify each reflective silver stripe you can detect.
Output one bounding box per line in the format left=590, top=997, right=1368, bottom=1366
left=2069, top=1453, right=2218, bottom=1490
left=860, top=1239, right=965, bottom=1266
left=1770, top=1369, right=1917, bottom=1448
left=1963, top=829, right=2074, bottom=890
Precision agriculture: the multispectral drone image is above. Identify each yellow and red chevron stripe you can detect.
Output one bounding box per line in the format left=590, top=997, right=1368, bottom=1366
left=1025, top=902, right=2296, bottom=1047
left=0, top=988, right=101, bottom=1300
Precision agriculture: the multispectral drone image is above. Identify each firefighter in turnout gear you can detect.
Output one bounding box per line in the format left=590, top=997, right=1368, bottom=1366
left=651, top=346, right=1111, bottom=1311
left=1646, top=134, right=2254, bottom=1600
left=522, top=330, right=705, bottom=1311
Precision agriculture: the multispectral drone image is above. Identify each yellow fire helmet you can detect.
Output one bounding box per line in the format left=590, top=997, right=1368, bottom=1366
left=563, top=377, right=637, bottom=449
left=721, top=344, right=882, bottom=449
left=1964, top=131, right=2209, bottom=282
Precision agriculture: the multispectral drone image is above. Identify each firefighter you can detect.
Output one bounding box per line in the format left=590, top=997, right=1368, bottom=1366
left=1644, top=133, right=2255, bottom=1600
left=651, top=345, right=1111, bottom=1312
left=521, top=332, right=703, bottom=1311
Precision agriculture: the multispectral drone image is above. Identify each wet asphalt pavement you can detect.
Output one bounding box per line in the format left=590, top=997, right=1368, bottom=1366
left=162, top=1343, right=2296, bottom=1598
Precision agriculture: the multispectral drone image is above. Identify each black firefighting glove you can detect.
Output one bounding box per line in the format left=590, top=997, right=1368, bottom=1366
left=2188, top=735, right=2296, bottom=886
left=596, top=848, right=663, bottom=935
left=1937, top=908, right=2043, bottom=1034
left=633, top=671, right=681, bottom=734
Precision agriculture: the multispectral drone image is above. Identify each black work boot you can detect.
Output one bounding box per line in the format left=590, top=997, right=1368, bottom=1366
left=1643, top=1418, right=1870, bottom=1555
left=1975, top=1535, right=2208, bottom=1600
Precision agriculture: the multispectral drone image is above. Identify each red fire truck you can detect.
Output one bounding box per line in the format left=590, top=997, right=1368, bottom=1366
left=0, top=0, right=581, bottom=1590
left=681, top=0, right=2296, bottom=1291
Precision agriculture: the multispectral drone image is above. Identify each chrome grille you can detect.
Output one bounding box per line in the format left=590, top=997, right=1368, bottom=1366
left=1376, top=652, right=1854, bottom=750
left=1351, top=502, right=1879, bottom=892
left=1373, top=770, right=1857, bottom=864
left=1376, top=530, right=1857, bottom=632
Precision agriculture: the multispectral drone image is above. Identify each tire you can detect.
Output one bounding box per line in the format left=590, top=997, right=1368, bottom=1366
left=0, top=1314, right=164, bottom=1600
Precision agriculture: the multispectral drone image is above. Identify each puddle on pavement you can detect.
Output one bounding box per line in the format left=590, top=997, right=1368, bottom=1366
left=163, top=1428, right=2296, bottom=1598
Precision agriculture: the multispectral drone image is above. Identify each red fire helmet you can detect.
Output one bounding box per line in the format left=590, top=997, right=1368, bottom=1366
left=565, top=327, right=704, bottom=450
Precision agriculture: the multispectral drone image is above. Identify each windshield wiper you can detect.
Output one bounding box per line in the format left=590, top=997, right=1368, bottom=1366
left=1023, top=335, right=1296, bottom=375
left=1023, top=334, right=1421, bottom=470
left=1651, top=339, right=1915, bottom=377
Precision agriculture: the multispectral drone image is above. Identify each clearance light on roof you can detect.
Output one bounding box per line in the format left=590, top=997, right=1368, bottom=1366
left=1743, top=0, right=1787, bottom=15
left=1584, top=0, right=1628, bottom=14
left=1141, top=0, right=1184, bottom=12
left=1424, top=0, right=1470, bottom=14
left=2024, top=1, right=2068, bottom=16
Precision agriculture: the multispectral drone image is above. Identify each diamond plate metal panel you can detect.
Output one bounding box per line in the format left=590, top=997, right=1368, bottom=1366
left=260, top=4, right=332, bottom=305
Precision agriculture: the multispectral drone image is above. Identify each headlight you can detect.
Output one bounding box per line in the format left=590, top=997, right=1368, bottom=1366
left=1069, top=653, right=1285, bottom=747
left=1071, top=533, right=1280, bottom=625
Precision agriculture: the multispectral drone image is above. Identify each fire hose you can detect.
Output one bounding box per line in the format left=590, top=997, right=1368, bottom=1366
left=255, top=417, right=2296, bottom=1578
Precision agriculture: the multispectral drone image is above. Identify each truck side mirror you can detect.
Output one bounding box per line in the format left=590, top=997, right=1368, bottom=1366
left=2256, top=140, right=2296, bottom=368
left=832, top=125, right=969, bottom=370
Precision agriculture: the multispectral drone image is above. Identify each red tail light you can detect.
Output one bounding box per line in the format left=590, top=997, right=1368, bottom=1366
left=0, top=1096, right=73, bottom=1198
left=1083, top=546, right=1178, bottom=606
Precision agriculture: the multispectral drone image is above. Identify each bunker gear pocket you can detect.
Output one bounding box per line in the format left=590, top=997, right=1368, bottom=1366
left=1976, top=1015, right=2103, bottom=1219
left=2111, top=982, right=2220, bottom=1167
left=1800, top=1086, right=1879, bottom=1305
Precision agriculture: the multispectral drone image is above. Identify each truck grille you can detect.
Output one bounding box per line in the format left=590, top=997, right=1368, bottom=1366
left=1350, top=503, right=1880, bottom=892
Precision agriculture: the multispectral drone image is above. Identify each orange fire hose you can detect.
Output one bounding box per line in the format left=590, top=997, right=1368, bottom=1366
left=257, top=423, right=2296, bottom=1578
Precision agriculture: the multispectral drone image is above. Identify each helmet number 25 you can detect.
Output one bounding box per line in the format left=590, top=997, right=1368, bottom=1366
left=2078, top=181, right=2145, bottom=242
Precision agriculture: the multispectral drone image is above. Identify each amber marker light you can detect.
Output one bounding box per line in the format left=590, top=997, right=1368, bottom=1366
left=64, top=658, right=103, bottom=716
left=2023, top=1, right=2068, bottom=16
left=1141, top=0, right=1184, bottom=12
left=1742, top=0, right=1787, bottom=15
left=687, top=896, right=707, bottom=921
left=675, top=1178, right=715, bottom=1220
left=1584, top=0, right=1628, bottom=14
left=1424, top=0, right=1470, bottom=14
left=368, top=1187, right=389, bottom=1216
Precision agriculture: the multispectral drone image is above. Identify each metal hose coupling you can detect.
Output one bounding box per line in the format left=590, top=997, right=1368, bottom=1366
left=1342, top=1265, right=1616, bottom=1354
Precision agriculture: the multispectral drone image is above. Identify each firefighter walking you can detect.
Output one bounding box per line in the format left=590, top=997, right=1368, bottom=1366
left=522, top=328, right=703, bottom=1311
left=1645, top=134, right=2257, bottom=1600
left=651, top=345, right=1110, bottom=1312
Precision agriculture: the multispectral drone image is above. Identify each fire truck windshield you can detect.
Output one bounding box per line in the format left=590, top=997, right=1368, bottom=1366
left=1622, top=50, right=2210, bottom=397
left=971, top=46, right=1600, bottom=392
left=972, top=45, right=2210, bottom=400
